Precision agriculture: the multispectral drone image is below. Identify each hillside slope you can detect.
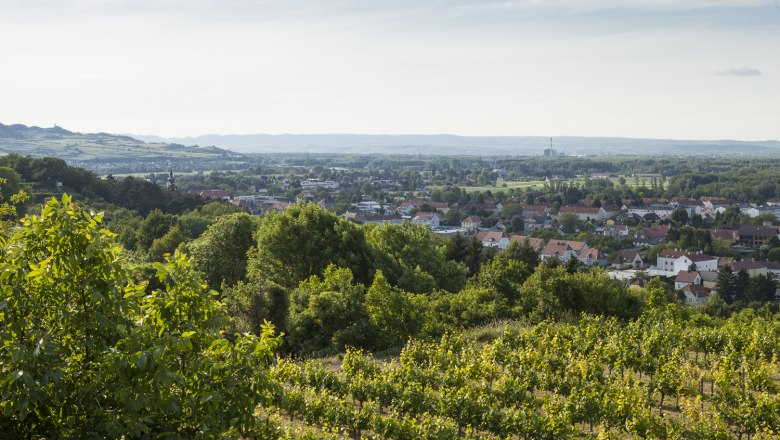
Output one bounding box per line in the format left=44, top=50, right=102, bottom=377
left=0, top=122, right=243, bottom=163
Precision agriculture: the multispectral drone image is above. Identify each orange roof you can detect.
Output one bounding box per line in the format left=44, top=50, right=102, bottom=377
left=675, top=270, right=700, bottom=284
left=509, top=235, right=544, bottom=249
left=478, top=231, right=505, bottom=243
left=578, top=248, right=602, bottom=260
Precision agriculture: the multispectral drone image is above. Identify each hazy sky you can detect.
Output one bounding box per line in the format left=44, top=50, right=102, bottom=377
left=2, top=0, right=779, bottom=140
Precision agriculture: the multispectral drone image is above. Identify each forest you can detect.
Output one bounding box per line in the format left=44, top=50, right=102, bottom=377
left=0, top=155, right=779, bottom=438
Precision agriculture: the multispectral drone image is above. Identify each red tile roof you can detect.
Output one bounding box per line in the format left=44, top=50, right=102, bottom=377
left=675, top=270, right=700, bottom=284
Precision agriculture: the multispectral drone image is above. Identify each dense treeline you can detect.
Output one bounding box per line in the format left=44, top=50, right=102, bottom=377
left=0, top=154, right=206, bottom=215
left=181, top=201, right=644, bottom=356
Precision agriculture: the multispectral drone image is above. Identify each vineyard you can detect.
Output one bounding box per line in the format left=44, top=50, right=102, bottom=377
left=265, top=308, right=780, bottom=439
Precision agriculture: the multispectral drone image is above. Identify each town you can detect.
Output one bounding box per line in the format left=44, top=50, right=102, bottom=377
left=169, top=158, right=780, bottom=307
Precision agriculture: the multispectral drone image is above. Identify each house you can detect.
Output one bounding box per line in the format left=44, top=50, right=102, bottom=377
left=270, top=201, right=290, bottom=211
left=578, top=247, right=607, bottom=267
left=627, top=204, right=677, bottom=219
left=701, top=197, right=737, bottom=214
left=706, top=229, right=738, bottom=244
left=738, top=224, right=779, bottom=247
left=466, top=202, right=503, bottom=214
left=300, top=179, right=339, bottom=190
left=477, top=231, right=510, bottom=249
left=766, top=198, right=780, bottom=207
left=614, top=250, right=645, bottom=269
left=738, top=205, right=762, bottom=218
left=657, top=250, right=718, bottom=274
left=461, top=216, right=482, bottom=232
left=343, top=212, right=403, bottom=225
left=730, top=260, right=769, bottom=277
left=681, top=284, right=711, bottom=305
left=764, top=261, right=780, bottom=278
left=675, top=270, right=702, bottom=290
left=508, top=235, right=545, bottom=251
left=524, top=215, right=551, bottom=231
left=522, top=205, right=551, bottom=218
left=409, top=198, right=450, bottom=214
left=193, top=189, right=230, bottom=201
left=634, top=224, right=671, bottom=247
left=540, top=240, right=588, bottom=263
left=603, top=224, right=629, bottom=239
left=699, top=271, right=719, bottom=290
left=395, top=201, right=416, bottom=215
left=558, top=206, right=612, bottom=221
left=412, top=212, right=441, bottom=228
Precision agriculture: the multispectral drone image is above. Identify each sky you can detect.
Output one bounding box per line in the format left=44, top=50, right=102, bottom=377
left=1, top=0, right=779, bottom=140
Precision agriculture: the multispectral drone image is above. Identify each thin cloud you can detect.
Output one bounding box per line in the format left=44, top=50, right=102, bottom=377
left=717, top=67, right=763, bottom=76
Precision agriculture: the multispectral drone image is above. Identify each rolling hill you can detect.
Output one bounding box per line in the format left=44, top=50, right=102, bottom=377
left=0, top=122, right=243, bottom=167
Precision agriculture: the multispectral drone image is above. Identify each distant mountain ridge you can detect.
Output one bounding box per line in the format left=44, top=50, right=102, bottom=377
left=132, top=133, right=780, bottom=156
left=0, top=122, right=242, bottom=165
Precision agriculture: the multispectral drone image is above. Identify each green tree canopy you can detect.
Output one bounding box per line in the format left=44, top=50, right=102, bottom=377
left=247, top=202, right=374, bottom=289
left=0, top=195, right=282, bottom=438
left=286, top=265, right=377, bottom=354
left=188, top=212, right=261, bottom=290
left=366, top=222, right=468, bottom=293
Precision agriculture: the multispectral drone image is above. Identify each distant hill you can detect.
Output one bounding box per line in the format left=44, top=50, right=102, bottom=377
left=0, top=122, right=243, bottom=165
left=132, top=133, right=780, bottom=156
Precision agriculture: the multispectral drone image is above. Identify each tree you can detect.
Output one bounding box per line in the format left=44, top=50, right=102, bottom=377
left=365, top=271, right=426, bottom=346
left=148, top=225, right=187, bottom=262
left=366, top=222, right=467, bottom=293
left=223, top=280, right=289, bottom=336
left=509, top=215, right=525, bottom=233
left=445, top=232, right=468, bottom=263
left=444, top=208, right=463, bottom=226
left=504, top=240, right=541, bottom=271
left=0, top=173, right=29, bottom=237
left=670, top=207, right=689, bottom=226
left=188, top=212, right=261, bottom=290
left=247, top=202, right=374, bottom=289
left=734, top=269, right=750, bottom=302
left=135, top=209, right=180, bottom=251
left=286, top=265, right=377, bottom=354
left=464, top=235, right=485, bottom=276
left=716, top=266, right=736, bottom=303
left=746, top=274, right=777, bottom=302
left=0, top=195, right=282, bottom=438
left=0, top=167, right=23, bottom=202
left=474, top=255, right=530, bottom=304
left=558, top=212, right=579, bottom=232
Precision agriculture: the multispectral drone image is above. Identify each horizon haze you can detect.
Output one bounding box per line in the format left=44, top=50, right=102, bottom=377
left=2, top=1, right=779, bottom=141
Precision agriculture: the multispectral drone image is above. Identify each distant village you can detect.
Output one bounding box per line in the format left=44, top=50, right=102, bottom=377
left=185, top=175, right=780, bottom=305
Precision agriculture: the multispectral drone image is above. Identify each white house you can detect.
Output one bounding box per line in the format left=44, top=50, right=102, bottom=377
left=461, top=216, right=482, bottom=232
left=477, top=231, right=510, bottom=249
left=657, top=250, right=718, bottom=275
left=674, top=270, right=702, bottom=290
left=412, top=212, right=441, bottom=229
left=558, top=206, right=612, bottom=221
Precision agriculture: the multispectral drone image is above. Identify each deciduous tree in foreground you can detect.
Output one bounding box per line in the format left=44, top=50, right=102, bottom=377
left=0, top=195, right=281, bottom=438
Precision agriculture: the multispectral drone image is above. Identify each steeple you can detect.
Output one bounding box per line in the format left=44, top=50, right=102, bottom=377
left=166, top=168, right=177, bottom=192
